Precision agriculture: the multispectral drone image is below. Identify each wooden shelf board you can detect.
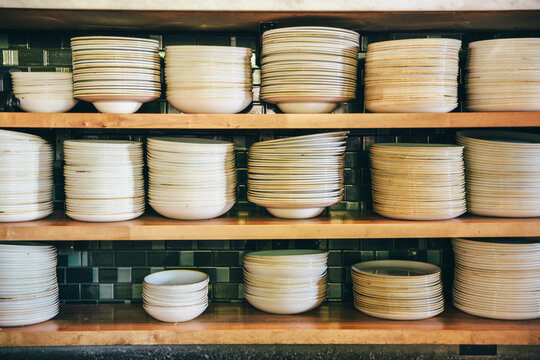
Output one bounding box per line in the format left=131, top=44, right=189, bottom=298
left=1, top=210, right=539, bottom=241
left=1, top=303, right=538, bottom=346
left=0, top=10, right=539, bottom=31
left=0, top=112, right=539, bottom=129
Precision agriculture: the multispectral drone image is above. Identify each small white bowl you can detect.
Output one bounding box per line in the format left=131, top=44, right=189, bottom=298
left=245, top=293, right=325, bottom=314
left=277, top=102, right=338, bottom=114
left=144, top=270, right=209, bottom=290
left=92, top=100, right=143, bottom=114
left=150, top=201, right=235, bottom=220
left=143, top=303, right=208, bottom=323
left=167, top=96, right=252, bottom=114
left=18, top=97, right=78, bottom=113
left=266, top=207, right=325, bottom=219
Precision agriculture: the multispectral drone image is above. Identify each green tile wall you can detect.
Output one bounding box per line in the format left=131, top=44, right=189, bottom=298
left=2, top=29, right=538, bottom=304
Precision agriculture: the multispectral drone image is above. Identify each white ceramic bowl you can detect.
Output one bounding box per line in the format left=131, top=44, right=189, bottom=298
left=144, top=270, right=209, bottom=292
left=150, top=201, right=235, bottom=220
left=143, top=303, right=208, bottom=323
left=167, top=96, right=252, bottom=114
left=245, top=293, right=325, bottom=314
left=17, top=97, right=78, bottom=113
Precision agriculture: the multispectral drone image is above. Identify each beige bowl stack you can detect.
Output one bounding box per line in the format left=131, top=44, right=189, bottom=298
left=0, top=130, right=53, bottom=222
left=369, top=143, right=466, bottom=220
left=364, top=38, right=461, bottom=113
left=147, top=137, right=236, bottom=220
left=467, top=38, right=540, bottom=111
left=0, top=242, right=59, bottom=327
left=352, top=260, right=444, bottom=320
left=243, top=250, right=328, bottom=314
left=71, top=36, right=161, bottom=113
left=457, top=130, right=540, bottom=217
left=452, top=238, right=540, bottom=320
left=10, top=72, right=77, bottom=113
left=143, top=270, right=209, bottom=322
left=63, top=140, right=145, bottom=222
left=260, top=26, right=360, bottom=113
left=248, top=131, right=347, bottom=219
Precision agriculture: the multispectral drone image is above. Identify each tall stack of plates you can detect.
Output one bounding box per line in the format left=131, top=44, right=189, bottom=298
left=0, top=242, right=59, bottom=327
left=147, top=137, right=236, bottom=220
left=452, top=238, right=540, bottom=320
left=467, top=38, right=540, bottom=111
left=369, top=143, right=466, bottom=220
left=63, top=140, right=144, bottom=222
left=165, top=45, right=253, bottom=113
left=248, top=131, right=347, bottom=219
left=71, top=36, right=161, bottom=113
left=352, top=260, right=444, bottom=320
left=0, top=130, right=53, bottom=222
left=364, top=38, right=461, bottom=113
left=243, top=250, right=328, bottom=314
left=10, top=72, right=78, bottom=113
left=143, top=270, right=209, bottom=323
left=260, top=26, right=359, bottom=113
left=457, top=130, right=540, bottom=217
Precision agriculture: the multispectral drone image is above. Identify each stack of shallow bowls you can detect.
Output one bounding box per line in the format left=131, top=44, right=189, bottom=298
left=364, top=38, right=461, bottom=113
left=243, top=250, right=328, bottom=314
left=452, top=238, right=540, bottom=320
left=63, top=140, right=145, bottom=222
left=143, top=270, right=209, bottom=322
left=10, top=72, right=78, bottom=113
left=165, top=45, right=253, bottom=113
left=0, top=130, right=53, bottom=222
left=370, top=143, right=466, bottom=220
left=352, top=260, right=444, bottom=320
left=248, top=131, right=347, bottom=219
left=71, top=36, right=161, bottom=113
left=260, top=26, right=359, bottom=113
left=147, top=137, right=236, bottom=220
left=457, top=130, right=540, bottom=217
left=0, top=242, right=59, bottom=327
left=467, top=38, right=540, bottom=111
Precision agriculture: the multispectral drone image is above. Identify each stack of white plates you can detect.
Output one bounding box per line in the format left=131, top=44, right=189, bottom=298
left=452, top=237, right=540, bottom=320
left=147, top=137, right=236, bottom=220
left=0, top=130, right=53, bottom=222
left=0, top=242, right=59, bottom=327
left=243, top=250, right=328, bottom=314
left=467, top=38, right=540, bottom=111
left=63, top=140, right=144, bottom=222
left=352, top=260, right=444, bottom=320
left=248, top=131, right=347, bottom=219
left=457, top=130, right=540, bottom=217
left=10, top=72, right=78, bottom=113
left=370, top=143, right=466, bottom=220
left=365, top=38, right=461, bottom=113
left=260, top=26, right=359, bottom=113
left=165, top=45, right=253, bottom=113
left=143, top=270, right=209, bottom=322
left=71, top=36, right=161, bottom=113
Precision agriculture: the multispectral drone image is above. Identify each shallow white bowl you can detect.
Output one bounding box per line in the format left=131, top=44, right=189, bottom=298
left=266, top=207, right=325, bottom=219
left=150, top=201, right=235, bottom=220
left=143, top=303, right=208, bottom=323
left=167, top=96, right=252, bottom=114
left=245, top=293, right=324, bottom=314
left=18, top=97, right=78, bottom=113
left=92, top=100, right=143, bottom=113
left=277, top=102, right=338, bottom=114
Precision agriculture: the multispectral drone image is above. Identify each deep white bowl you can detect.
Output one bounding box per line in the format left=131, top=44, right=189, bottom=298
left=150, top=201, right=235, bottom=220
left=167, top=96, right=252, bottom=114
left=143, top=303, right=208, bottom=323
left=245, top=293, right=325, bottom=314
left=18, top=97, right=78, bottom=113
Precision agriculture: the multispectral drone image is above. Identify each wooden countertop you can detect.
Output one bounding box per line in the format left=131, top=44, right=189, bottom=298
left=1, top=303, right=538, bottom=346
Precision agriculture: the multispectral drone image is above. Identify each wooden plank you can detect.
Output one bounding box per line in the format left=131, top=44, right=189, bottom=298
left=0, top=210, right=539, bottom=240
left=0, top=303, right=538, bottom=346
left=0, top=112, right=539, bottom=129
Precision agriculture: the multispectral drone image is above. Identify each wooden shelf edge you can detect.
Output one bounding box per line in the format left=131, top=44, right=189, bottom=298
left=1, top=303, right=538, bottom=346
left=0, top=112, right=539, bottom=129
left=0, top=210, right=539, bottom=240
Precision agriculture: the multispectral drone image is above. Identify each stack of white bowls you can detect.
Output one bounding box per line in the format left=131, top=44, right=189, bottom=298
left=260, top=26, right=359, bottom=113
left=243, top=250, right=328, bottom=314
left=0, top=242, right=59, bottom=327
left=352, top=260, right=444, bottom=320
left=467, top=38, right=540, bottom=111
left=364, top=38, right=461, bottom=113
left=457, top=130, right=540, bottom=217
left=71, top=36, right=161, bottom=113
left=452, top=237, right=540, bottom=320
left=165, top=45, right=253, bottom=113
left=0, top=130, right=53, bottom=222
left=63, top=140, right=145, bottom=222
left=10, top=72, right=78, bottom=113
left=143, top=270, right=209, bottom=322
left=370, top=143, right=466, bottom=220
left=248, top=131, right=347, bottom=219
left=147, top=137, right=236, bottom=220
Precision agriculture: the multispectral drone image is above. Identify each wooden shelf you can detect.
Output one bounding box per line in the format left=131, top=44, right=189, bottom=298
left=0, top=112, right=539, bottom=129
left=0, top=9, right=539, bottom=31
left=1, top=303, right=538, bottom=346
left=1, top=210, right=539, bottom=241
